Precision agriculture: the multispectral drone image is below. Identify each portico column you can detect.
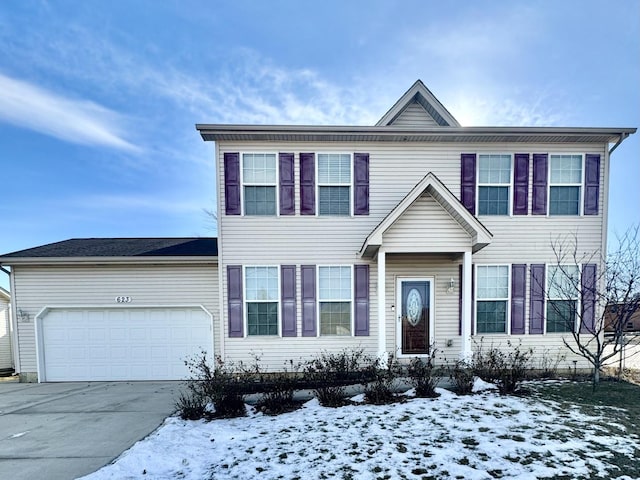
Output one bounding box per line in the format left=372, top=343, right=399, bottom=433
left=377, top=248, right=386, bottom=362
left=461, top=249, right=472, bottom=360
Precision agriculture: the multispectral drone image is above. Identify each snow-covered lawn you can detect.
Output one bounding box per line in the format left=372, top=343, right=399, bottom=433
left=80, top=381, right=639, bottom=480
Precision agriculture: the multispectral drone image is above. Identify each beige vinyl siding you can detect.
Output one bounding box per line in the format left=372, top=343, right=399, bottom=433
left=13, top=264, right=218, bottom=374
left=0, top=297, right=11, bottom=370
left=222, top=263, right=378, bottom=369
left=383, top=193, right=471, bottom=252
left=218, top=141, right=608, bottom=368
left=390, top=101, right=439, bottom=127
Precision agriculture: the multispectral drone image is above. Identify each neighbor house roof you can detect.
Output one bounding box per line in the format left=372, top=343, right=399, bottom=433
left=0, top=238, right=218, bottom=265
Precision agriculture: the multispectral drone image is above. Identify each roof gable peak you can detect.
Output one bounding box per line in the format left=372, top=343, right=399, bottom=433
left=376, top=80, right=460, bottom=127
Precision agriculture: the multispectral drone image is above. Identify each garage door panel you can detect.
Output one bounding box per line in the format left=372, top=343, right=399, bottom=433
left=41, top=307, right=212, bottom=381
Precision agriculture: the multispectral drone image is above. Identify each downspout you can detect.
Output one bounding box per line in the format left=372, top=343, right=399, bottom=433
left=1, top=266, right=19, bottom=373
left=609, top=132, right=630, bottom=155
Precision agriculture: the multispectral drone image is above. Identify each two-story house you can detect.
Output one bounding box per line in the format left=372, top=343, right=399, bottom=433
left=1, top=80, right=635, bottom=382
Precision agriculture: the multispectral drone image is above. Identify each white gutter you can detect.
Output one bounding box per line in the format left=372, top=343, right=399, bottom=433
left=609, top=132, right=631, bottom=155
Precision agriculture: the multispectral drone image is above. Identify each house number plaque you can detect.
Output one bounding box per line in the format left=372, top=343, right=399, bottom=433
left=115, top=296, right=132, bottom=303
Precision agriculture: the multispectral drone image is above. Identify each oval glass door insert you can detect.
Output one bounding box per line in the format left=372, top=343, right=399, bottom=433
left=406, top=288, right=422, bottom=326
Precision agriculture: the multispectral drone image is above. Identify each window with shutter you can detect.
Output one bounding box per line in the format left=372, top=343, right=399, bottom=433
left=475, top=265, right=509, bottom=334
left=245, top=266, right=279, bottom=336
left=318, top=154, right=351, bottom=216
left=549, top=155, right=582, bottom=216
left=242, top=153, right=277, bottom=216
left=477, top=154, right=511, bottom=215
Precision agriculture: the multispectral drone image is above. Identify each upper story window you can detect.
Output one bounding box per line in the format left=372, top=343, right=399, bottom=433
left=549, top=155, right=582, bottom=216
left=245, top=266, right=279, bottom=335
left=478, top=154, right=511, bottom=215
left=243, top=153, right=277, bottom=215
left=546, top=265, right=579, bottom=333
left=475, top=265, right=509, bottom=333
left=318, top=266, right=352, bottom=335
left=318, top=154, right=351, bottom=216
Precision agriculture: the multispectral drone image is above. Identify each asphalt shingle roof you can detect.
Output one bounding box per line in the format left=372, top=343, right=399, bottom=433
left=1, top=238, right=218, bottom=258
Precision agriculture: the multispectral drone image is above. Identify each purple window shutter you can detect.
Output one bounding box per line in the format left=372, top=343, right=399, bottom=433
left=227, top=265, right=243, bottom=337
left=354, top=264, right=370, bottom=336
left=529, top=264, right=545, bottom=334
left=301, top=265, right=317, bottom=336
left=281, top=265, right=297, bottom=337
left=532, top=154, right=548, bottom=215
left=513, top=154, right=529, bottom=215
left=224, top=153, right=241, bottom=215
left=458, top=264, right=463, bottom=336
left=584, top=154, right=600, bottom=215
left=279, top=153, right=295, bottom=215
left=461, top=153, right=476, bottom=214
left=581, top=264, right=597, bottom=334
left=300, top=153, right=315, bottom=215
left=354, top=153, right=370, bottom=215
left=511, top=264, right=526, bottom=334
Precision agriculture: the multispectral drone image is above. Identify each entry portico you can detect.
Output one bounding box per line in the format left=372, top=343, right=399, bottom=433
left=360, top=172, right=493, bottom=361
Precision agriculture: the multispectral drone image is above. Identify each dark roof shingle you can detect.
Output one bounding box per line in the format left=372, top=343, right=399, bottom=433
left=1, top=238, right=218, bottom=258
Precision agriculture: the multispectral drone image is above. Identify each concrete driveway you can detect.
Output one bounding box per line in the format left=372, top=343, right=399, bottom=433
left=0, top=380, right=181, bottom=480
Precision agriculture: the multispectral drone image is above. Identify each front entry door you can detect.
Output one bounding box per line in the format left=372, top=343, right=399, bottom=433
left=398, top=279, right=432, bottom=355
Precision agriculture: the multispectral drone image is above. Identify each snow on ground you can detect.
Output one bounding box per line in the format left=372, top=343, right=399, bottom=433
left=79, top=382, right=639, bottom=480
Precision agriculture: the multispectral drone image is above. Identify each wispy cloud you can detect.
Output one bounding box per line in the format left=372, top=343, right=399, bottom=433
left=0, top=72, right=140, bottom=151
left=447, top=90, right=567, bottom=127
left=76, top=193, right=205, bottom=215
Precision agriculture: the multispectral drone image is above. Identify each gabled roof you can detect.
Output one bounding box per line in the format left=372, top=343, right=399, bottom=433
left=375, top=80, right=461, bottom=127
left=360, top=173, right=492, bottom=257
left=0, top=287, right=9, bottom=301
left=0, top=238, right=218, bottom=265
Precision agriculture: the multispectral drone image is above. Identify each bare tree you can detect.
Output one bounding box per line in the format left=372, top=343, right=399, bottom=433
left=203, top=208, right=218, bottom=232
left=544, top=225, right=640, bottom=389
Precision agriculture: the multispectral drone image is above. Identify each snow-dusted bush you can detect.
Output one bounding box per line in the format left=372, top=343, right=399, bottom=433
left=448, top=359, right=475, bottom=395
left=303, top=349, right=371, bottom=407
left=183, top=352, right=247, bottom=418
left=362, top=355, right=402, bottom=404
left=473, top=340, right=533, bottom=395
left=255, top=361, right=302, bottom=415
left=407, top=354, right=442, bottom=398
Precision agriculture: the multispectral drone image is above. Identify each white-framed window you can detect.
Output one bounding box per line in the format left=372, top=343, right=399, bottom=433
left=244, top=266, right=279, bottom=336
left=475, top=265, right=510, bottom=334
left=318, top=265, right=352, bottom=335
left=477, top=154, right=511, bottom=215
left=549, top=154, right=582, bottom=216
left=546, top=265, right=579, bottom=333
left=318, top=153, right=351, bottom=216
left=242, top=153, right=277, bottom=215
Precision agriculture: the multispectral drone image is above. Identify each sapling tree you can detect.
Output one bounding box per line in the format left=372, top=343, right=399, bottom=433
left=543, top=226, right=640, bottom=388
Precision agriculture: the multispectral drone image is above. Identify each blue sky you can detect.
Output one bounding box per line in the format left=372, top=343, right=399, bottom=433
left=0, top=0, right=638, bottom=283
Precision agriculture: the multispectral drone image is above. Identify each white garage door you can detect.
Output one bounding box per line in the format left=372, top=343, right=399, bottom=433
left=39, top=307, right=212, bottom=381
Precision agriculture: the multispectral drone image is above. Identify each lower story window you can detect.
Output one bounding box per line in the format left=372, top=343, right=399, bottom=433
left=319, top=266, right=352, bottom=335
left=546, top=300, right=576, bottom=333
left=477, top=300, right=507, bottom=333
left=245, top=266, right=279, bottom=336
left=546, top=265, right=579, bottom=333
left=476, top=265, right=509, bottom=334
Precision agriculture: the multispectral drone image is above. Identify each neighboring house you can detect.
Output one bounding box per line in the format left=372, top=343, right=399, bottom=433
left=604, top=303, right=640, bottom=333
left=0, top=287, right=13, bottom=373
left=0, top=80, right=636, bottom=382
